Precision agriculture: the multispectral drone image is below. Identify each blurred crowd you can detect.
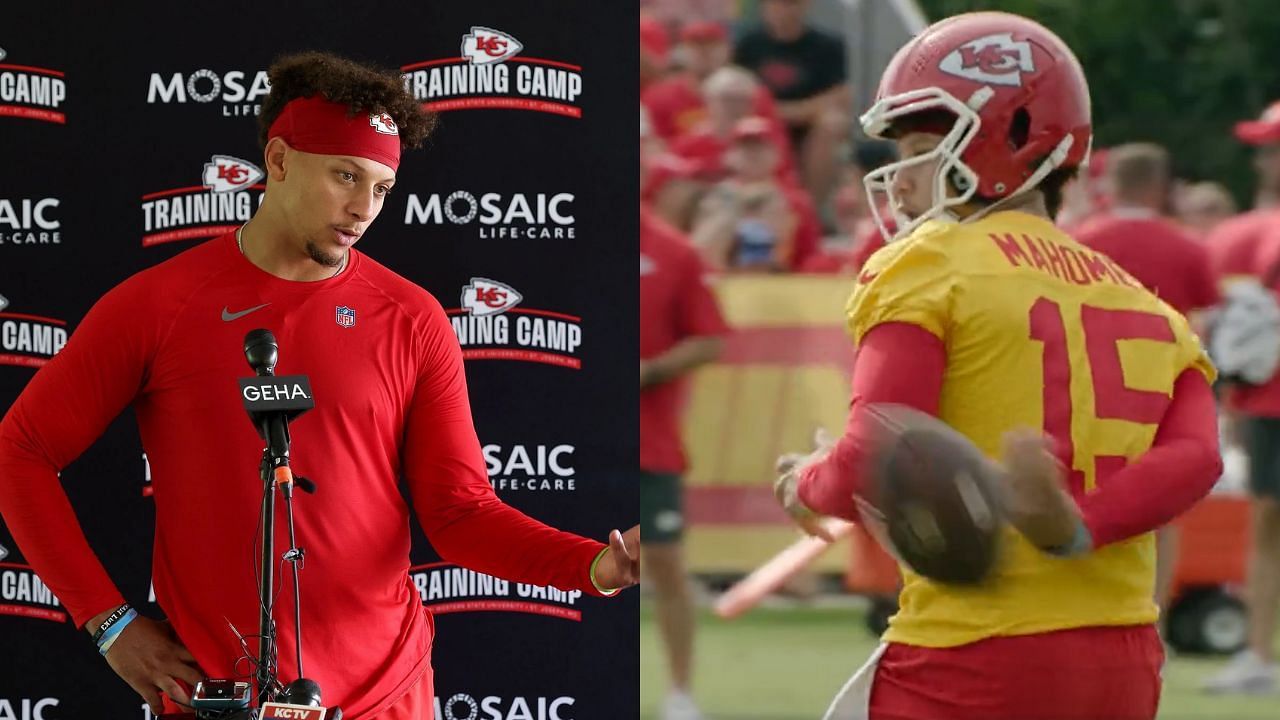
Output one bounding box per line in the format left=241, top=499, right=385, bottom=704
left=639, top=0, right=1260, bottom=278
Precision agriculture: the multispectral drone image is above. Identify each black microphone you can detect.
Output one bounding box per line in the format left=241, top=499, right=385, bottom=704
left=244, top=328, right=279, bottom=377
left=281, top=677, right=322, bottom=706
left=240, top=330, right=313, bottom=474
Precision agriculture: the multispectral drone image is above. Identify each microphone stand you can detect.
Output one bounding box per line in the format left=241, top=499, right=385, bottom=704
left=239, top=329, right=335, bottom=715
left=255, top=448, right=277, bottom=705
left=256, top=410, right=310, bottom=706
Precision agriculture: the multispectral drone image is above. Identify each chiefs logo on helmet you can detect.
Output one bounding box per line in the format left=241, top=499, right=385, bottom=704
left=939, top=32, right=1035, bottom=87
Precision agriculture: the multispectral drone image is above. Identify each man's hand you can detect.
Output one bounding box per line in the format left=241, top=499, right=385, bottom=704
left=774, top=428, right=838, bottom=542
left=999, top=429, right=1086, bottom=551
left=98, top=615, right=204, bottom=715
left=593, top=525, right=640, bottom=591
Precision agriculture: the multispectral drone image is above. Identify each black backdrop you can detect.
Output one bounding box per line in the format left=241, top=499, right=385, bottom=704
left=0, top=3, right=638, bottom=719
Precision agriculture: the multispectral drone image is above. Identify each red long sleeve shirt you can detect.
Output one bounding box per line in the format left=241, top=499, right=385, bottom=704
left=798, top=322, right=1221, bottom=549
left=0, top=233, right=607, bottom=718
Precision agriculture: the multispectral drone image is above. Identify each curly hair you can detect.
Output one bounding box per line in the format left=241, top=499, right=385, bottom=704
left=257, top=51, right=436, bottom=152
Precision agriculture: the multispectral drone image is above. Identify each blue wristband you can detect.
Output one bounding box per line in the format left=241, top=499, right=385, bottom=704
left=1044, top=517, right=1093, bottom=557
left=97, top=608, right=138, bottom=655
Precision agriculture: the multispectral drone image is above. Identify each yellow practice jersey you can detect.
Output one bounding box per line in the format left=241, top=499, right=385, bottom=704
left=847, top=210, right=1215, bottom=648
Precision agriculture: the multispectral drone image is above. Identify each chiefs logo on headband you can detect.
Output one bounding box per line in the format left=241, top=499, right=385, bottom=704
left=268, top=96, right=402, bottom=170
left=370, top=113, right=398, bottom=136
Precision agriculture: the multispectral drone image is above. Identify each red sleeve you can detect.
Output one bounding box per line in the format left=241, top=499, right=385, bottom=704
left=1077, top=368, right=1222, bottom=548
left=796, top=322, right=945, bottom=520
left=401, top=300, right=610, bottom=595
left=0, top=276, right=162, bottom=627
left=676, top=244, right=729, bottom=339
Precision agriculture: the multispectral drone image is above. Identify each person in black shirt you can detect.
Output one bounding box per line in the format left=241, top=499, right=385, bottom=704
left=734, top=0, right=850, bottom=207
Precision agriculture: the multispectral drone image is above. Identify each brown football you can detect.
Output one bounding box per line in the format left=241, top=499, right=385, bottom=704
left=862, top=403, right=1004, bottom=586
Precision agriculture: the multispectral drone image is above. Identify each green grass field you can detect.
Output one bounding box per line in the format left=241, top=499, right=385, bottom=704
left=640, top=601, right=1280, bottom=720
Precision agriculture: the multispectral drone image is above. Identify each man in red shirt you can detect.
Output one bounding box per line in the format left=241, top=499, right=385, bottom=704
left=640, top=118, right=728, bottom=720
left=1206, top=102, right=1280, bottom=279
left=1200, top=103, right=1280, bottom=694
left=1075, top=143, right=1219, bottom=316
left=0, top=52, right=638, bottom=718
left=1073, top=142, right=1220, bottom=621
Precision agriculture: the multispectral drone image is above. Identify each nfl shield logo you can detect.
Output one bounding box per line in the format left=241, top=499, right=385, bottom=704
left=335, top=306, right=356, bottom=328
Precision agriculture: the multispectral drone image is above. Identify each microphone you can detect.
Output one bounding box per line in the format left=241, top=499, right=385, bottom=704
left=244, top=328, right=279, bottom=377
left=281, top=678, right=322, bottom=706
left=260, top=679, right=342, bottom=720
left=240, top=329, right=314, bottom=481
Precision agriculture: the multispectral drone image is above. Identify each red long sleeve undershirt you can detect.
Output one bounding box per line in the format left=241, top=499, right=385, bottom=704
left=797, top=322, right=1222, bottom=549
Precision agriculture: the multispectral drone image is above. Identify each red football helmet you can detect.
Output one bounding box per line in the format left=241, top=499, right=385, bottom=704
left=860, top=12, right=1093, bottom=241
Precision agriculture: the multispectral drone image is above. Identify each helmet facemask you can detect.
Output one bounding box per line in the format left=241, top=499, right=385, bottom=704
left=860, top=87, right=985, bottom=243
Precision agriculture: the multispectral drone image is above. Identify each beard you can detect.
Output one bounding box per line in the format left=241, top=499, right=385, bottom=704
left=305, top=239, right=345, bottom=268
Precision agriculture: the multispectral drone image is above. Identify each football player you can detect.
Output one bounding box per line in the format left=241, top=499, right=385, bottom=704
left=774, top=12, right=1222, bottom=720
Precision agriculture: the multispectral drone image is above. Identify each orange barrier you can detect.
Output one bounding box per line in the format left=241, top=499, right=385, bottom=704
left=1170, top=494, right=1251, bottom=596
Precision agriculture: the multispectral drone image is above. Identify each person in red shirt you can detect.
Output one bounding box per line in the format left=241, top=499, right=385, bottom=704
left=641, top=11, right=672, bottom=93
left=1200, top=102, right=1280, bottom=694
left=0, top=53, right=639, bottom=719
left=640, top=117, right=729, bottom=720
left=689, top=116, right=819, bottom=271
left=1075, top=143, right=1219, bottom=316
left=1072, top=142, right=1220, bottom=623
left=642, top=21, right=787, bottom=145
left=670, top=66, right=799, bottom=188
left=641, top=104, right=706, bottom=231
left=1206, top=102, right=1280, bottom=279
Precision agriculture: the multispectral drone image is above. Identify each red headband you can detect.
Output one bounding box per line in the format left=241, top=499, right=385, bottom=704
left=267, top=95, right=402, bottom=171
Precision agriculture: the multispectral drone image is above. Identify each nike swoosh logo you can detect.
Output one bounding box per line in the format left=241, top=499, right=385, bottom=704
left=221, top=303, right=271, bottom=322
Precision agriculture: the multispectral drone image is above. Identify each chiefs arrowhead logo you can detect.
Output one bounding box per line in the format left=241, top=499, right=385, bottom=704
left=462, top=278, right=523, bottom=317
left=369, top=112, right=398, bottom=136
left=461, top=26, right=523, bottom=65
left=938, top=32, right=1035, bottom=87
left=202, top=155, right=265, bottom=193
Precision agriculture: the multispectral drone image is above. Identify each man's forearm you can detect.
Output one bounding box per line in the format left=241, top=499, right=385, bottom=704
left=416, top=491, right=610, bottom=596
left=642, top=336, right=723, bottom=387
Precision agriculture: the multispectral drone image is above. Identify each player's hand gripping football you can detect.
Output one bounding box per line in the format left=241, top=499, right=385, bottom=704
left=594, top=524, right=640, bottom=591
left=998, top=429, right=1089, bottom=553
left=774, top=428, right=839, bottom=542
left=93, top=613, right=204, bottom=715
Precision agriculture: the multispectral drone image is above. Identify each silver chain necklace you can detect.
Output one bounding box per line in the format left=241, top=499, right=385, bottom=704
left=237, top=224, right=347, bottom=278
